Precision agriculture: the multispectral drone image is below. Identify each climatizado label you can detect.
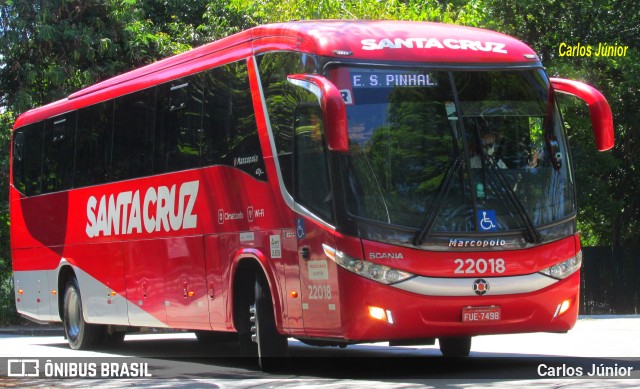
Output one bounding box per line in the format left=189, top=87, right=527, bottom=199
left=361, top=38, right=508, bottom=53
left=85, top=180, right=199, bottom=238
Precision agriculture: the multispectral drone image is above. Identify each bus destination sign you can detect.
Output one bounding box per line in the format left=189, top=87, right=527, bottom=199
left=350, top=71, right=438, bottom=89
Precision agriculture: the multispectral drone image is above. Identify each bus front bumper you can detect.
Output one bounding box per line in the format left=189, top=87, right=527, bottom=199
left=336, top=269, right=580, bottom=342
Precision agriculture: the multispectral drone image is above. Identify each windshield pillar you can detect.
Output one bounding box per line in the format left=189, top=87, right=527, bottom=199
left=448, top=71, right=480, bottom=234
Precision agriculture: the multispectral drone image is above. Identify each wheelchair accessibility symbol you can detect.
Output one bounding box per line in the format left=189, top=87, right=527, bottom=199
left=296, top=218, right=306, bottom=239
left=478, top=210, right=497, bottom=231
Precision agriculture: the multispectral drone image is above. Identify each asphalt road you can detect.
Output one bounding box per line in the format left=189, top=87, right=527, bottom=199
left=0, top=316, right=638, bottom=388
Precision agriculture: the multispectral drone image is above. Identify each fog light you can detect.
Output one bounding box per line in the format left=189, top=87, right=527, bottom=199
left=368, top=306, right=394, bottom=324
left=554, top=298, right=573, bottom=318
left=369, top=306, right=386, bottom=321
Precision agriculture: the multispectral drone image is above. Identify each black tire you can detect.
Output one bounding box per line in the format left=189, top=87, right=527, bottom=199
left=63, top=277, right=105, bottom=350
left=438, top=336, right=472, bottom=357
left=251, top=272, right=289, bottom=371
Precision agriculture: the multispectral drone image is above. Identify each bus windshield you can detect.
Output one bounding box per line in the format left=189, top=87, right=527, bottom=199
left=328, top=66, right=575, bottom=235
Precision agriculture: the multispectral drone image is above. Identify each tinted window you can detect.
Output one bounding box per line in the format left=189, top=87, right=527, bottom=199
left=14, top=60, right=265, bottom=194
left=12, top=122, right=44, bottom=195
left=112, top=88, right=156, bottom=180
left=42, top=112, right=76, bottom=193
left=294, top=105, right=334, bottom=222
left=257, top=52, right=316, bottom=192
left=75, top=101, right=112, bottom=187
left=155, top=75, right=205, bottom=173
left=258, top=52, right=334, bottom=222
left=202, top=61, right=265, bottom=180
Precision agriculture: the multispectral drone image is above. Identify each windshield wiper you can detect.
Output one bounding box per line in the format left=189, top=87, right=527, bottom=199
left=413, top=158, right=462, bottom=246
left=485, top=158, right=542, bottom=244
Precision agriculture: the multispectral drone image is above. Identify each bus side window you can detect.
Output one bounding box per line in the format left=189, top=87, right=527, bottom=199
left=12, top=130, right=26, bottom=194
left=257, top=52, right=317, bottom=194
left=12, top=122, right=44, bottom=196
left=112, top=88, right=156, bottom=181
left=294, top=104, right=334, bottom=222
left=42, top=112, right=76, bottom=193
left=155, top=75, right=205, bottom=173
left=75, top=101, right=112, bottom=187
left=202, top=61, right=265, bottom=180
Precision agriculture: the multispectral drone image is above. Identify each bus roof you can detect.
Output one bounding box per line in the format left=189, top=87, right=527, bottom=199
left=14, top=20, right=539, bottom=129
left=252, top=20, right=538, bottom=63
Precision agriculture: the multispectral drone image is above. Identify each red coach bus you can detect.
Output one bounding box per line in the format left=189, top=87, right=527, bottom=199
left=10, top=21, right=613, bottom=370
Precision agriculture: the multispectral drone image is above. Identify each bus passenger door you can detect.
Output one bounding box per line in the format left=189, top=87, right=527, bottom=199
left=293, top=104, right=341, bottom=336
left=280, top=228, right=304, bottom=334
left=296, top=218, right=341, bottom=336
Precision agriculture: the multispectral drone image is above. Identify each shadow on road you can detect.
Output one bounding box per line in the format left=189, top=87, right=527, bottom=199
left=32, top=334, right=640, bottom=381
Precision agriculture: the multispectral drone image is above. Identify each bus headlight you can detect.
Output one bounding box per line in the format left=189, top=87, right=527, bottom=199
left=323, top=244, right=414, bottom=285
left=539, top=251, right=582, bottom=280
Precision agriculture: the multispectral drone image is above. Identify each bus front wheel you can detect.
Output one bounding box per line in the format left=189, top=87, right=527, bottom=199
left=249, top=272, right=288, bottom=371
left=63, top=276, right=104, bottom=350
left=438, top=336, right=472, bottom=357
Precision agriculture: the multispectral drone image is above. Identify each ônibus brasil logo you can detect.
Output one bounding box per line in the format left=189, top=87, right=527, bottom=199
left=85, top=180, right=199, bottom=238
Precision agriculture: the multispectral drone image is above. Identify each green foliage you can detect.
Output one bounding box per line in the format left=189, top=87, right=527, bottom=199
left=0, top=271, right=18, bottom=326
left=226, top=0, right=486, bottom=26
left=0, top=0, right=222, bottom=113
left=0, top=112, right=13, bottom=299
left=0, top=104, right=14, bottom=324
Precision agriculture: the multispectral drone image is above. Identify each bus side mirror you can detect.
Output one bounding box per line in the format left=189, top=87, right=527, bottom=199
left=550, top=78, right=614, bottom=151
left=287, top=74, right=348, bottom=152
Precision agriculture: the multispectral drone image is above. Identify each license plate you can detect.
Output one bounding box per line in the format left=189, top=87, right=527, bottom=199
left=462, top=306, right=501, bottom=322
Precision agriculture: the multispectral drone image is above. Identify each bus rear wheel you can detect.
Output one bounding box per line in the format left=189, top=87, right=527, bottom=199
left=63, top=276, right=105, bottom=350
left=438, top=336, right=472, bottom=357
left=249, top=272, right=288, bottom=371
